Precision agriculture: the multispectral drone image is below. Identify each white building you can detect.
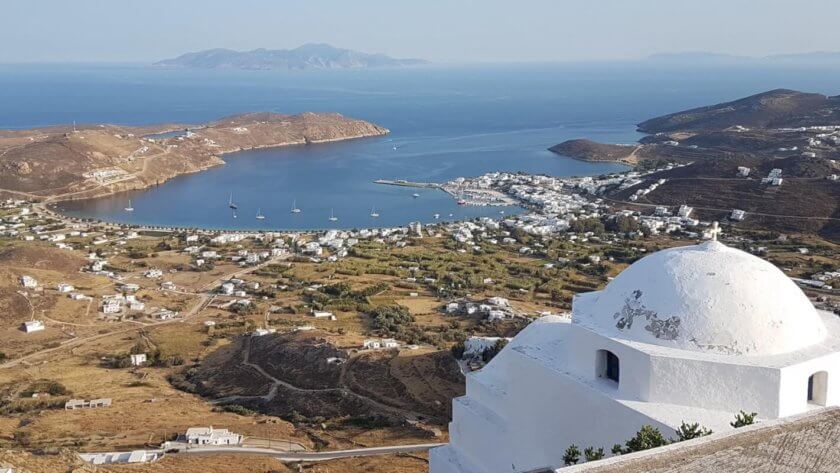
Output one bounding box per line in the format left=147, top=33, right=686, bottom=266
left=22, top=320, right=45, bottom=333
left=102, top=299, right=123, bottom=314
left=79, top=450, right=162, bottom=465
left=431, top=239, right=840, bottom=473
left=57, top=283, right=75, bottom=293
left=184, top=426, right=242, bottom=445
left=312, top=310, right=337, bottom=320
left=20, top=275, right=37, bottom=288
left=219, top=282, right=235, bottom=295
left=130, top=353, right=147, bottom=366
left=363, top=338, right=400, bottom=350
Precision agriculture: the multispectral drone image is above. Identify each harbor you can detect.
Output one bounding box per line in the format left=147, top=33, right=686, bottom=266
left=375, top=179, right=518, bottom=207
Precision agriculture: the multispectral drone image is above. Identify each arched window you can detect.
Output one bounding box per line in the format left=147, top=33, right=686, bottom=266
left=596, top=349, right=620, bottom=384
left=808, top=371, right=828, bottom=406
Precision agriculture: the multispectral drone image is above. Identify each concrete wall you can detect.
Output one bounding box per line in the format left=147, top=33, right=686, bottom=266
left=647, top=356, right=781, bottom=417
left=441, top=346, right=673, bottom=473
left=566, top=325, right=652, bottom=401
left=778, top=352, right=840, bottom=417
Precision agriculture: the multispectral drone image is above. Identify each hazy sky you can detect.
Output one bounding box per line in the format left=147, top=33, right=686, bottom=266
left=3, top=0, right=839, bottom=63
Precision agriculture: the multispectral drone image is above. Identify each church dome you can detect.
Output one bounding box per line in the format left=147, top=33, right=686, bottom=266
left=574, top=240, right=827, bottom=356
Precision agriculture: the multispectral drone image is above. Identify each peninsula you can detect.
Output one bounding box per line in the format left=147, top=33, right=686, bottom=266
left=549, top=89, right=840, bottom=240
left=0, top=112, right=389, bottom=202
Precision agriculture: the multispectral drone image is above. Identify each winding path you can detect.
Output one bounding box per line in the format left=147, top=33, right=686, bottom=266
left=211, top=336, right=429, bottom=423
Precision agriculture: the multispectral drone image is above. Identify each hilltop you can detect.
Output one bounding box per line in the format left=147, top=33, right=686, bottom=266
left=549, top=89, right=840, bottom=239
left=155, top=44, right=428, bottom=70
left=0, top=112, right=388, bottom=201
left=637, top=89, right=840, bottom=133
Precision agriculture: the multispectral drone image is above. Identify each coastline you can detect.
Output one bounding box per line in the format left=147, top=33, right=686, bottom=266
left=0, top=112, right=389, bottom=206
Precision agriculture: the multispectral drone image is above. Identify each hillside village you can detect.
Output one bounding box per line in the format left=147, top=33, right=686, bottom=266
left=0, top=91, right=839, bottom=472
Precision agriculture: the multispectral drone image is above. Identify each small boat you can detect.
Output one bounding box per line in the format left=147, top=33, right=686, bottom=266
left=433, top=213, right=440, bottom=219
left=228, top=193, right=238, bottom=210
left=499, top=210, right=505, bottom=215
left=256, top=208, right=266, bottom=220
left=370, top=206, right=380, bottom=218
left=291, top=199, right=301, bottom=214
left=329, top=209, right=338, bottom=222
left=457, top=199, right=467, bottom=205
left=124, top=200, right=134, bottom=212
left=412, top=193, right=420, bottom=198
left=232, top=212, right=238, bottom=219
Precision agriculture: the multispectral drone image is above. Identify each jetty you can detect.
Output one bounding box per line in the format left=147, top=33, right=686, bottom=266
left=373, top=179, right=443, bottom=189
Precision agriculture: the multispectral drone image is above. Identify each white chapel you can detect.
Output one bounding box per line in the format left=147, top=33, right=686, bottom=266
left=430, top=237, right=840, bottom=473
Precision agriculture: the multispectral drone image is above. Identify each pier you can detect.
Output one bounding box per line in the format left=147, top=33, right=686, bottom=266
left=373, top=179, right=443, bottom=189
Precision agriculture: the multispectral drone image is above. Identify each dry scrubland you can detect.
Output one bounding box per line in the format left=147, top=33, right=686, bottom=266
left=0, top=112, right=388, bottom=201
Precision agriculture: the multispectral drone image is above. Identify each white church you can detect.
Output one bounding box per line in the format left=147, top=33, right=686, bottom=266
left=431, top=235, right=840, bottom=473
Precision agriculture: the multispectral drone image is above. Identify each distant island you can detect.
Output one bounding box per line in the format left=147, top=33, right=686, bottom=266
left=155, top=43, right=428, bottom=70
left=645, top=51, right=840, bottom=65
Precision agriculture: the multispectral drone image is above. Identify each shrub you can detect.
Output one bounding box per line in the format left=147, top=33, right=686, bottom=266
left=584, top=446, right=605, bottom=462
left=730, top=411, right=757, bottom=428
left=676, top=421, right=713, bottom=441
left=369, top=305, right=414, bottom=332
left=615, top=425, right=670, bottom=454
left=563, top=444, right=581, bottom=465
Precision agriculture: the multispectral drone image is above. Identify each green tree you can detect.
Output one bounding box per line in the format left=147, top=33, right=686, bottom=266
left=563, top=444, right=582, bottom=465
left=676, top=421, right=713, bottom=441
left=730, top=411, right=757, bottom=428
left=584, top=446, right=605, bottom=462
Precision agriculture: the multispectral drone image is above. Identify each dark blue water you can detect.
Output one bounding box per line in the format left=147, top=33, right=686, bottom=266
left=2, top=63, right=838, bottom=230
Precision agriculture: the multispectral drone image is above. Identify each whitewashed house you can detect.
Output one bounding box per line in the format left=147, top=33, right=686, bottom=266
left=102, top=299, right=123, bottom=314
left=20, top=275, right=37, bottom=288
left=22, top=320, right=45, bottom=333
left=311, top=310, right=337, bottom=321
left=184, top=426, right=242, bottom=445
left=57, top=283, right=75, bottom=293
left=130, top=353, right=147, bottom=366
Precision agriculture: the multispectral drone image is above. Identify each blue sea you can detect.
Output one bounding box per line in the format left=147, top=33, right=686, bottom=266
left=2, top=62, right=838, bottom=230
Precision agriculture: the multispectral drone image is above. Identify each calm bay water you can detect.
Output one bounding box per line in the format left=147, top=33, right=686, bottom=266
left=2, top=62, right=838, bottom=230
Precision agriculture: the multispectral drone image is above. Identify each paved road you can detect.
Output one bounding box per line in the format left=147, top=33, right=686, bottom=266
left=177, top=443, right=443, bottom=461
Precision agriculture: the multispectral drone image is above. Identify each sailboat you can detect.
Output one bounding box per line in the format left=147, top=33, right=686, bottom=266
left=291, top=199, right=301, bottom=214
left=256, top=208, right=266, bottom=220
left=370, top=206, right=380, bottom=218
left=124, top=200, right=134, bottom=212
left=329, top=209, right=338, bottom=222
left=228, top=193, right=238, bottom=210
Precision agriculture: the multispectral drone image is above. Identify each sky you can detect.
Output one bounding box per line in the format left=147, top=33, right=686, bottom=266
left=3, top=0, right=840, bottom=63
